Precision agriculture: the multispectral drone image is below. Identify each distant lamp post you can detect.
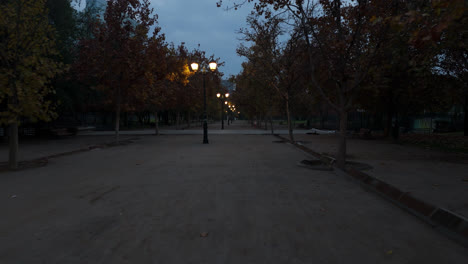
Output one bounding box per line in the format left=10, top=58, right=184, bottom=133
left=190, top=61, right=217, bottom=144
left=230, top=105, right=236, bottom=123
left=216, top=92, right=229, bottom=129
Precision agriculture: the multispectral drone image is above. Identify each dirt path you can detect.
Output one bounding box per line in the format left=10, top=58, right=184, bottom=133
left=0, top=135, right=466, bottom=263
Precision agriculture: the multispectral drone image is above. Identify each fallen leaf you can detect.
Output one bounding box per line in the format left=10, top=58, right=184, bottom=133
left=200, top=232, right=209, bottom=237
left=386, top=250, right=393, bottom=255
left=463, top=179, right=468, bottom=182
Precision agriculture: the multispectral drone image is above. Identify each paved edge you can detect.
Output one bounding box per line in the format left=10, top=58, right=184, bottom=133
left=275, top=134, right=468, bottom=248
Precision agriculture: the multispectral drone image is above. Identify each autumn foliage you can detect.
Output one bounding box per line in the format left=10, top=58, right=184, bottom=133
left=0, top=0, right=64, bottom=168
left=221, top=0, right=467, bottom=167
left=74, top=0, right=222, bottom=139
left=0, top=0, right=224, bottom=168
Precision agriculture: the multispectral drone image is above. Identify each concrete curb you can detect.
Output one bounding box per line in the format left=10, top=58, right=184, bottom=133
left=275, top=134, right=468, bottom=248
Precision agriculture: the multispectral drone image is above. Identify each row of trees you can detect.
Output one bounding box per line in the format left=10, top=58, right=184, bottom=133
left=1, top=0, right=225, bottom=169
left=220, top=0, right=467, bottom=168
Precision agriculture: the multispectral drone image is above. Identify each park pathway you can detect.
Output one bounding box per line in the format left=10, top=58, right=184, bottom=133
left=0, top=133, right=467, bottom=263
left=77, top=119, right=308, bottom=136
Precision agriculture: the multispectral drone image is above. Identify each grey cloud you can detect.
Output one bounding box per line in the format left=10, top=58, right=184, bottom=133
left=149, top=0, right=253, bottom=77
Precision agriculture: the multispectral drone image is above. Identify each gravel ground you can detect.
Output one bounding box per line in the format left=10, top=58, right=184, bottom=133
left=0, top=134, right=467, bottom=263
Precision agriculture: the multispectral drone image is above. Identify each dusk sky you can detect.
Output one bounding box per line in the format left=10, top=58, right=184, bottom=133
left=75, top=0, right=254, bottom=78
left=150, top=0, right=254, bottom=78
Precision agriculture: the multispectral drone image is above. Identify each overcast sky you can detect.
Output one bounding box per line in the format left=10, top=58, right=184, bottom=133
left=74, top=0, right=254, bottom=78
left=150, top=0, right=253, bottom=78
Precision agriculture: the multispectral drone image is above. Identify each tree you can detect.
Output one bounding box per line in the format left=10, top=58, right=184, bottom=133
left=356, top=1, right=428, bottom=139
left=432, top=1, right=467, bottom=135
left=46, top=0, right=87, bottom=124
left=360, top=0, right=467, bottom=138
left=219, top=0, right=388, bottom=168
left=134, top=32, right=168, bottom=135
left=236, top=16, right=283, bottom=133
left=276, top=32, right=309, bottom=141
left=149, top=43, right=193, bottom=134
left=234, top=61, right=281, bottom=131
left=171, top=45, right=199, bottom=129
left=75, top=0, right=159, bottom=141
left=238, top=16, right=308, bottom=141
left=0, top=0, right=63, bottom=169
left=46, top=0, right=77, bottom=64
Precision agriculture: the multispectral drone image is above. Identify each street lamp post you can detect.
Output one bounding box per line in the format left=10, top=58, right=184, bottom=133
left=227, top=104, right=235, bottom=125
left=216, top=92, right=229, bottom=129
left=190, top=61, right=217, bottom=144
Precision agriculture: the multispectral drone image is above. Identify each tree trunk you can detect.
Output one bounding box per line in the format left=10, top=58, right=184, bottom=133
left=367, top=113, right=371, bottom=130
left=337, top=109, right=348, bottom=169
left=384, top=92, right=395, bottom=137
left=269, top=115, right=274, bottom=134
left=115, top=105, right=121, bottom=142
left=163, top=111, right=169, bottom=126
left=154, top=111, right=159, bottom=135
left=114, top=74, right=123, bottom=142
left=319, top=106, right=328, bottom=129
left=137, top=113, right=144, bottom=126
left=319, top=109, right=324, bottom=129
left=9, top=122, right=18, bottom=170
left=176, top=111, right=181, bottom=130
left=187, top=111, right=191, bottom=128
left=464, top=93, right=468, bottom=136
left=384, top=108, right=393, bottom=138
left=144, top=112, right=150, bottom=125
left=392, top=111, right=400, bottom=140
left=115, top=91, right=121, bottom=142
left=286, top=99, right=294, bottom=142
left=360, top=111, right=363, bottom=129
